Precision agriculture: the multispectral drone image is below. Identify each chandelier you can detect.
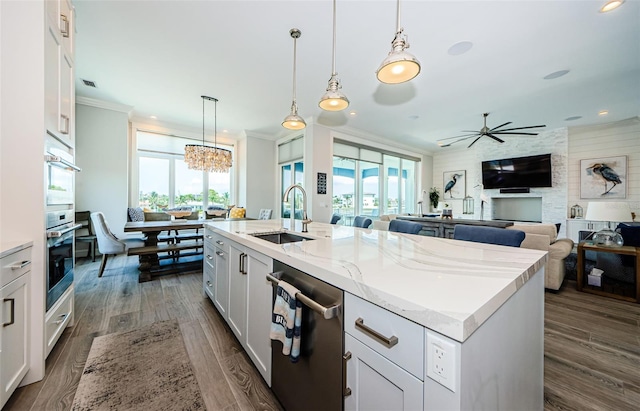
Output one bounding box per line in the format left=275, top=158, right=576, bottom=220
left=185, top=95, right=232, bottom=173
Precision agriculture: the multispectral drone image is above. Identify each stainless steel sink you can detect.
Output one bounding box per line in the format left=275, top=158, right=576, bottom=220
left=250, top=231, right=314, bottom=244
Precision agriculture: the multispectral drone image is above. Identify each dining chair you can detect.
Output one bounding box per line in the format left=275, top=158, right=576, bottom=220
left=75, top=211, right=98, bottom=262
left=353, top=216, right=373, bottom=229
left=258, top=209, right=273, bottom=220
left=330, top=214, right=341, bottom=224
left=389, top=220, right=423, bottom=235
left=91, top=212, right=144, bottom=277
left=453, top=225, right=525, bottom=247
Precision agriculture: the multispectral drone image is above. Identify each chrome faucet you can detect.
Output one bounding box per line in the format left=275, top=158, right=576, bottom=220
left=283, top=184, right=312, bottom=232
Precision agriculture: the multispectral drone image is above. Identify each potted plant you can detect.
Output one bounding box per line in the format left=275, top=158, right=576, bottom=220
left=429, top=187, right=440, bottom=211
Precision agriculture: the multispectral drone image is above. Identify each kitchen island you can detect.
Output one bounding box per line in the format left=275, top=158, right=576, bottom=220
left=204, top=219, right=547, bottom=410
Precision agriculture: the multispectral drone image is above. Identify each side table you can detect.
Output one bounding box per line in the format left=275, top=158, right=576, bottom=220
left=577, top=242, right=640, bottom=303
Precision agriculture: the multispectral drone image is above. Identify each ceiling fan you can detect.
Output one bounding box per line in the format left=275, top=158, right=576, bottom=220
left=437, top=113, right=546, bottom=148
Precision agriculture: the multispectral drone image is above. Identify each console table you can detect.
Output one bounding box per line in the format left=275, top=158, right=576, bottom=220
left=577, top=242, right=640, bottom=303
left=396, top=216, right=513, bottom=238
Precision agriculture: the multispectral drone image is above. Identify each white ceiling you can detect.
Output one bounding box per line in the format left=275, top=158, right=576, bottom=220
left=74, top=0, right=640, bottom=152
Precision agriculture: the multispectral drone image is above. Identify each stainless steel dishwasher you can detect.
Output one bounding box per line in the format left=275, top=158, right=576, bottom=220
left=268, top=260, right=344, bottom=411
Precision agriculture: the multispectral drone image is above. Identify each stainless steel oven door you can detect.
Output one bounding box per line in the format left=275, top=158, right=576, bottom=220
left=46, top=223, right=81, bottom=311
left=45, top=156, right=80, bottom=206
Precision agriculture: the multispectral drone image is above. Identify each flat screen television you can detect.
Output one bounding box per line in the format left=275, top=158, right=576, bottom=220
left=481, top=153, right=552, bottom=189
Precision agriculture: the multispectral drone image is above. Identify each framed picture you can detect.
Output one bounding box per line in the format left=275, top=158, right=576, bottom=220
left=443, top=170, right=466, bottom=199
left=580, top=156, right=627, bottom=199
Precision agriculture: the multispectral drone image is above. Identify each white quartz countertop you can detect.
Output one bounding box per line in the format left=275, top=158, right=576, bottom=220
left=1, top=240, right=33, bottom=259
left=204, top=219, right=547, bottom=342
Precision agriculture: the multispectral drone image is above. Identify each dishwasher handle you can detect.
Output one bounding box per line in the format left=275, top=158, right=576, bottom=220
left=266, top=272, right=341, bottom=320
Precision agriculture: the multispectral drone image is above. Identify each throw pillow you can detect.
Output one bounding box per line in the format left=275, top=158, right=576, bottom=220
left=229, top=207, right=246, bottom=218
left=127, top=207, right=144, bottom=222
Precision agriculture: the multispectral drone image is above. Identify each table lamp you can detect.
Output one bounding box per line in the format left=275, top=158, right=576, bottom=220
left=585, top=202, right=632, bottom=247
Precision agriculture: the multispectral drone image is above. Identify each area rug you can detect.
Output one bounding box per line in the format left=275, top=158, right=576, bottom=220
left=72, top=320, right=205, bottom=411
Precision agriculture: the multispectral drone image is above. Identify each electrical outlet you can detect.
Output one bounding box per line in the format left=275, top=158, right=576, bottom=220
left=426, top=331, right=457, bottom=392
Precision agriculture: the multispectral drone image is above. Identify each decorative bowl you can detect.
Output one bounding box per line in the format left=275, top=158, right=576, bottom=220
left=165, top=210, right=192, bottom=218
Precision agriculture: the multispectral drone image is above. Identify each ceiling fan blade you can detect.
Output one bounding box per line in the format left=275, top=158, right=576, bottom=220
left=438, top=133, right=479, bottom=141
left=467, top=136, right=483, bottom=148
left=489, top=122, right=512, bottom=131
left=460, top=130, right=481, bottom=133
left=492, top=131, right=539, bottom=136
left=438, top=135, right=475, bottom=147
left=486, top=133, right=505, bottom=143
left=494, top=125, right=546, bottom=132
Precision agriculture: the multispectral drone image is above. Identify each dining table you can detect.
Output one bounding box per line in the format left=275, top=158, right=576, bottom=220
left=124, top=219, right=204, bottom=282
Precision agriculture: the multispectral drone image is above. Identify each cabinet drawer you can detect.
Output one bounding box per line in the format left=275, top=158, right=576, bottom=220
left=203, top=264, right=214, bottom=301
left=45, top=286, right=73, bottom=357
left=205, top=230, right=230, bottom=253
left=345, top=293, right=424, bottom=379
left=1, top=247, right=32, bottom=288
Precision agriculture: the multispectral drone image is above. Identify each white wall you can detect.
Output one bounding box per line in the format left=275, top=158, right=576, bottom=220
left=243, top=134, right=277, bottom=218
left=433, top=127, right=569, bottom=232
left=567, top=117, right=640, bottom=217
left=0, top=0, right=47, bottom=384
left=75, top=103, right=130, bottom=237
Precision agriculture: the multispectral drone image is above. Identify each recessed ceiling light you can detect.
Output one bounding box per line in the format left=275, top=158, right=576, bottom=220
left=448, top=41, right=473, bottom=56
left=223, top=129, right=229, bottom=133
left=81, top=79, right=97, bottom=88
left=565, top=116, right=582, bottom=121
left=598, top=110, right=609, bottom=116
left=349, top=111, right=356, bottom=116
left=600, top=0, right=625, bottom=13
left=150, top=115, right=157, bottom=119
left=544, top=70, right=570, bottom=80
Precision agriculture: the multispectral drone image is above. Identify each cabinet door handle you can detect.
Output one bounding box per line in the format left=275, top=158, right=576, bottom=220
left=205, top=235, right=212, bottom=239
left=354, top=317, right=398, bottom=348
left=206, top=254, right=213, bottom=260
left=54, top=313, right=68, bottom=325
left=3, top=298, right=15, bottom=327
left=215, top=251, right=224, bottom=257
left=343, top=351, right=352, bottom=397
left=60, top=114, right=70, bottom=135
left=216, top=240, right=224, bottom=245
left=239, top=252, right=247, bottom=274
left=60, top=14, right=70, bottom=38
left=11, top=260, right=31, bottom=270
left=206, top=281, right=213, bottom=288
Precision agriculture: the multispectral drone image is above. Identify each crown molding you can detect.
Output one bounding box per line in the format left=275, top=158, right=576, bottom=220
left=76, top=96, right=134, bottom=115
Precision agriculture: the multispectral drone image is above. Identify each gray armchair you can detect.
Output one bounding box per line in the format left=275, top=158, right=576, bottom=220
left=91, top=212, right=144, bottom=277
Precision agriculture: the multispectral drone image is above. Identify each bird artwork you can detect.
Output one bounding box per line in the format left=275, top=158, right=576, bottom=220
left=444, top=173, right=463, bottom=198
left=585, top=163, right=622, bottom=196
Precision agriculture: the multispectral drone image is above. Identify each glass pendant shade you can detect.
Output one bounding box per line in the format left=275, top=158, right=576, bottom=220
left=377, top=30, right=421, bottom=84
left=283, top=28, right=306, bottom=130
left=463, top=196, right=474, bottom=214
left=185, top=95, right=232, bottom=173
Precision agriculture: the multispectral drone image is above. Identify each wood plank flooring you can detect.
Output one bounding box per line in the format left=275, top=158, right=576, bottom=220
left=4, top=254, right=282, bottom=411
left=4, top=256, right=640, bottom=410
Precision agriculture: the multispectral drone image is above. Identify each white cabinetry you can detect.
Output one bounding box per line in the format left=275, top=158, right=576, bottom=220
left=44, top=0, right=75, bottom=147
left=344, top=293, right=424, bottom=411
left=203, top=233, right=273, bottom=385
left=227, top=243, right=247, bottom=342
left=1, top=244, right=32, bottom=409
left=566, top=219, right=611, bottom=243
left=44, top=286, right=73, bottom=357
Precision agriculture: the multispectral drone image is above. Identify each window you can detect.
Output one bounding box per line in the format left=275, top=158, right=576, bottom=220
left=333, top=140, right=419, bottom=223
left=135, top=130, right=233, bottom=213
left=278, top=136, right=304, bottom=219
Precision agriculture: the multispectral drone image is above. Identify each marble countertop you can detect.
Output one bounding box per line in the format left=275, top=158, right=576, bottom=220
left=204, top=219, right=547, bottom=342
left=1, top=240, right=33, bottom=259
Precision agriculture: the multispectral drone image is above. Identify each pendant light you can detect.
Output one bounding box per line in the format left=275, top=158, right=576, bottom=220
left=282, top=28, right=306, bottom=130
left=319, top=0, right=349, bottom=111
left=185, top=96, right=232, bottom=173
left=376, top=0, right=421, bottom=84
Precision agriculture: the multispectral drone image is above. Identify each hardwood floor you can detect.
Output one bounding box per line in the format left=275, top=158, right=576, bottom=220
left=5, top=254, right=282, bottom=411
left=4, top=257, right=640, bottom=410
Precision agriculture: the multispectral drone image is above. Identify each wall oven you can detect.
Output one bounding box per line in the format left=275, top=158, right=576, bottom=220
left=45, top=210, right=80, bottom=311
left=45, top=135, right=81, bottom=311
